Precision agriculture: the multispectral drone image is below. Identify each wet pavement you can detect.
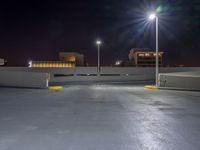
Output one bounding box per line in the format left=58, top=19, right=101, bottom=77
left=0, top=84, right=200, bottom=150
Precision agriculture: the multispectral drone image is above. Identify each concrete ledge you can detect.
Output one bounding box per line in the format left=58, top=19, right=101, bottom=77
left=159, top=71, right=200, bottom=91
left=0, top=70, right=49, bottom=88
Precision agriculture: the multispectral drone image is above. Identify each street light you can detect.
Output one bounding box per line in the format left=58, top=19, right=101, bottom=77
left=148, top=13, right=159, bottom=87
left=96, top=40, right=101, bottom=75
left=149, top=13, right=156, bottom=20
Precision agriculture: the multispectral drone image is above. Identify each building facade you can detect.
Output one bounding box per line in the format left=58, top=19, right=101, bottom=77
left=59, top=52, right=84, bottom=66
left=129, top=48, right=164, bottom=67
left=30, top=52, right=85, bottom=68
left=30, top=61, right=75, bottom=68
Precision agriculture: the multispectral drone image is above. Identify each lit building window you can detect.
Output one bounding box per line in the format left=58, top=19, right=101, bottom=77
left=29, top=61, right=75, bottom=68
left=145, top=53, right=150, bottom=57
left=138, top=53, right=145, bottom=57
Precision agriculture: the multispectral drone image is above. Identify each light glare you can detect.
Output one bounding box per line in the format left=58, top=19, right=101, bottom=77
left=96, top=40, right=101, bottom=45
left=149, top=14, right=156, bottom=20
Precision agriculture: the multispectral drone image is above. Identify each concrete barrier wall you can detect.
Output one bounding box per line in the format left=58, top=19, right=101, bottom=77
left=1, top=67, right=200, bottom=83
left=0, top=70, right=49, bottom=88
left=159, top=71, right=200, bottom=90
left=50, top=75, right=154, bottom=83
left=1, top=67, right=200, bottom=73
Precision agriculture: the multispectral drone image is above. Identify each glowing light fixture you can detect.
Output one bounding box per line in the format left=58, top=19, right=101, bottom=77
left=149, top=13, right=156, bottom=20
left=96, top=40, right=101, bottom=45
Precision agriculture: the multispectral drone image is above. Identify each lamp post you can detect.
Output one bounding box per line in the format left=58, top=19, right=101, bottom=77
left=149, top=13, right=159, bottom=87
left=96, top=40, right=101, bottom=75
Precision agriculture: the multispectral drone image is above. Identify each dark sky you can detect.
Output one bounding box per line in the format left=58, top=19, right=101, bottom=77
left=1, top=0, right=200, bottom=66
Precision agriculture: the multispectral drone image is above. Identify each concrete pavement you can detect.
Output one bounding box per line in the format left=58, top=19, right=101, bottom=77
left=0, top=84, right=200, bottom=150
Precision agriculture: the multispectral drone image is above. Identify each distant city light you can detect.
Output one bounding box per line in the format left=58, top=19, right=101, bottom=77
left=148, top=13, right=156, bottom=20
left=28, top=61, right=32, bottom=68
left=115, top=60, right=122, bottom=66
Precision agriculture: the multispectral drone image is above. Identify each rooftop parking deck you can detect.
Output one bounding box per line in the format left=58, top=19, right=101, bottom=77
left=0, top=83, right=200, bottom=150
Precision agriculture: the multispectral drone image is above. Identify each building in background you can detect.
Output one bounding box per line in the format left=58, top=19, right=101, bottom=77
left=29, top=52, right=85, bottom=68
left=30, top=61, right=75, bottom=68
left=129, top=48, right=164, bottom=67
left=59, top=52, right=84, bottom=66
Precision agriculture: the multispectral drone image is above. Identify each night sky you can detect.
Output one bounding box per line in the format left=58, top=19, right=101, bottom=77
left=1, top=0, right=200, bottom=66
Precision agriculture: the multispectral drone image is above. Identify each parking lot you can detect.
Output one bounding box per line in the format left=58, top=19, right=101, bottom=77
left=0, top=84, right=200, bottom=150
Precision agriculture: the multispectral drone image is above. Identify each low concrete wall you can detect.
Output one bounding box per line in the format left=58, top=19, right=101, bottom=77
left=159, top=71, right=200, bottom=90
left=1, top=67, right=200, bottom=84
left=0, top=70, right=49, bottom=88
left=50, top=75, right=154, bottom=83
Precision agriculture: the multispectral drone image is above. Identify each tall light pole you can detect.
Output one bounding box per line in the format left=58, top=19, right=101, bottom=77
left=96, top=40, right=101, bottom=75
left=149, top=13, right=159, bottom=87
